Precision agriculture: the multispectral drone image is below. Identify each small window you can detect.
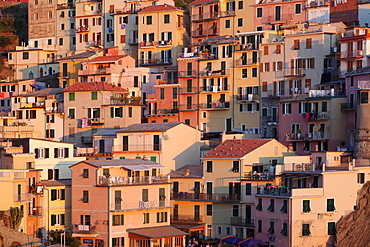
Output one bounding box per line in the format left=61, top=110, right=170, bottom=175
left=358, top=173, right=365, bottom=183
left=232, top=161, right=239, bottom=172
left=256, top=198, right=262, bottom=211
left=23, top=52, right=29, bottom=60
left=143, top=213, right=150, bottom=224
left=164, top=14, right=170, bottom=23
left=225, top=19, right=230, bottom=28
left=111, top=107, right=123, bottom=118
left=146, top=16, right=152, bottom=25
left=268, top=221, right=274, bottom=234
left=256, top=7, right=262, bottom=18
left=328, top=222, right=335, bottom=235
left=302, top=224, right=311, bottom=236
left=238, top=0, right=243, bottom=9
left=281, top=200, right=288, bottom=213
left=232, top=205, right=239, bottom=217
left=327, top=198, right=335, bottom=212
left=245, top=183, right=251, bottom=195
left=281, top=222, right=288, bottom=236
left=69, top=92, right=75, bottom=101
left=160, top=88, right=164, bottom=99
left=206, top=161, right=213, bottom=172
left=294, top=40, right=300, bottom=50
left=83, top=190, right=89, bottom=203
left=242, top=69, right=247, bottom=78
left=295, top=3, right=302, bottom=14
left=267, top=199, right=275, bottom=212
left=83, top=169, right=89, bottom=178
left=306, top=38, right=312, bottom=49
left=91, top=91, right=98, bottom=100
left=252, top=68, right=258, bottom=77
left=360, top=92, right=368, bottom=104
left=68, top=108, right=75, bottom=119
left=302, top=200, right=311, bottom=213
left=206, top=204, right=213, bottom=215
left=237, top=18, right=243, bottom=27
left=258, top=220, right=262, bottom=232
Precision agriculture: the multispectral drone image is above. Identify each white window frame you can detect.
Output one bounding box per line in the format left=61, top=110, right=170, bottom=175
left=57, top=148, right=65, bottom=158
left=217, top=226, right=222, bottom=235
left=225, top=226, right=231, bottom=235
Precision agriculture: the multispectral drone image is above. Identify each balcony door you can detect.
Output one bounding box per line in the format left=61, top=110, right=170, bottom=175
left=275, top=6, right=281, bottom=21
left=153, top=135, right=160, bottom=151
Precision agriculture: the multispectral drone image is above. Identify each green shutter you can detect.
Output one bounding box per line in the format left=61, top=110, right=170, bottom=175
left=112, top=215, right=116, bottom=226
left=246, top=183, right=252, bottom=195
left=119, top=107, right=123, bottom=117
left=69, top=92, right=75, bottom=101
left=61, top=189, right=65, bottom=200
left=150, top=156, right=156, bottom=162
left=51, top=215, right=56, bottom=225
left=146, top=213, right=149, bottom=223
left=91, top=92, right=97, bottom=100
left=88, top=108, right=91, bottom=118
left=121, top=215, right=124, bottom=225
left=157, top=212, right=160, bottom=223
left=142, top=189, right=148, bottom=202
left=110, top=107, right=114, bottom=118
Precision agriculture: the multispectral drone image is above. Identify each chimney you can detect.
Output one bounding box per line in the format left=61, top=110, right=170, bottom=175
left=184, top=169, right=190, bottom=176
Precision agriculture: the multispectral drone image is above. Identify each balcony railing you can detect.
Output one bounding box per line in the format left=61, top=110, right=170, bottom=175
left=0, top=126, right=35, bottom=132
left=73, top=225, right=96, bottom=234
left=178, top=70, right=198, bottom=77
left=28, top=206, right=42, bottom=216
left=301, top=111, right=330, bottom=120
left=78, top=67, right=110, bottom=76
left=74, top=26, right=90, bottom=32
left=113, top=144, right=161, bottom=152
left=192, top=28, right=219, bottom=37
left=243, top=174, right=275, bottom=181
left=192, top=12, right=220, bottom=22
left=14, top=193, right=31, bottom=202
left=140, top=41, right=155, bottom=48
left=139, top=58, right=172, bottom=65
left=198, top=53, right=218, bottom=60
left=170, top=214, right=204, bottom=223
left=341, top=50, right=364, bottom=59
left=110, top=96, right=142, bottom=106
left=200, top=85, right=228, bottom=92
left=236, top=94, right=259, bottom=101
left=284, top=162, right=352, bottom=172
left=275, top=68, right=305, bottom=78
left=179, top=104, right=198, bottom=111
left=256, top=186, right=291, bottom=197
left=147, top=109, right=179, bottom=115
left=179, top=87, right=198, bottom=94
left=110, top=200, right=170, bottom=211
left=235, top=58, right=259, bottom=66
left=98, top=175, right=170, bottom=186
left=340, top=102, right=356, bottom=111
left=29, top=185, right=44, bottom=195
left=264, top=14, right=292, bottom=23
left=157, top=40, right=172, bottom=46
left=286, top=131, right=330, bottom=141
left=235, top=44, right=259, bottom=51
left=171, top=192, right=240, bottom=202
left=198, top=102, right=230, bottom=110
left=230, top=217, right=254, bottom=227
left=200, top=69, right=229, bottom=77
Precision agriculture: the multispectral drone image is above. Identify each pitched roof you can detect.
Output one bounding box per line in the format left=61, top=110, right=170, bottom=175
left=139, top=5, right=182, bottom=13
left=115, top=122, right=182, bottom=133
left=71, top=159, right=165, bottom=170
left=202, top=139, right=273, bottom=159
left=57, top=50, right=101, bottom=60
left=84, top=55, right=128, bottom=63
left=345, top=66, right=370, bottom=76
left=127, top=226, right=187, bottom=238
left=168, top=165, right=203, bottom=178
left=93, top=129, right=119, bottom=136
left=62, top=82, right=127, bottom=92
left=21, top=88, right=63, bottom=97
left=40, top=179, right=71, bottom=187
left=189, top=0, right=218, bottom=6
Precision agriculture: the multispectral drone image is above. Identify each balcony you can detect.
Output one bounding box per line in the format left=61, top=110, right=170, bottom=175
left=56, top=3, right=74, bottom=9
left=73, top=225, right=96, bottom=234
left=192, top=28, right=219, bottom=37
left=264, top=14, right=292, bottom=23
left=29, top=185, right=44, bottom=195
left=200, top=85, right=228, bottom=93
left=256, top=186, right=291, bottom=197
left=284, top=162, right=353, bottom=172
left=28, top=206, right=42, bottom=216
left=78, top=67, right=110, bottom=76
left=340, top=102, right=356, bottom=111
left=301, top=111, right=330, bottom=120
left=113, top=144, right=161, bottom=152
left=45, top=106, right=63, bottom=114
left=199, top=102, right=230, bottom=110
left=0, top=125, right=35, bottom=132
left=14, top=193, right=31, bottom=202
left=157, top=40, right=173, bottom=46
left=198, top=53, right=218, bottom=60
left=98, top=175, right=170, bottom=186
left=179, top=87, right=198, bottom=94
left=88, top=40, right=103, bottom=47
left=235, top=58, right=259, bottom=67
left=170, top=214, right=204, bottom=224
left=341, top=50, right=364, bottom=60
left=242, top=174, right=275, bottom=181
left=286, top=131, right=330, bottom=141
left=192, top=12, right=220, bottom=22
left=179, top=104, right=198, bottom=111
left=275, top=68, right=305, bottom=78
left=236, top=94, right=259, bottom=102
left=200, top=69, right=229, bottom=77
left=140, top=41, right=155, bottom=48
left=74, top=26, right=90, bottom=32
left=139, top=58, right=172, bottom=66
left=110, top=200, right=170, bottom=211
left=110, top=96, right=142, bottom=106
left=178, top=70, right=198, bottom=78
left=235, top=44, right=259, bottom=51
left=230, top=217, right=254, bottom=227
left=147, top=109, right=179, bottom=116
left=19, top=101, right=45, bottom=109
left=171, top=192, right=240, bottom=202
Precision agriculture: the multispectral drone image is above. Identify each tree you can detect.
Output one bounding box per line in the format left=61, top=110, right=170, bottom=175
left=48, top=230, right=81, bottom=247
left=9, top=207, right=23, bottom=231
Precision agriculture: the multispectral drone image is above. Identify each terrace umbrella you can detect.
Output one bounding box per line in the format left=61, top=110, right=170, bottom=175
left=239, top=239, right=268, bottom=247
left=219, top=235, right=244, bottom=245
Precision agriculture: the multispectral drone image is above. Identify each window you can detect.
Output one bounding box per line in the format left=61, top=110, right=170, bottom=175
left=264, top=46, right=269, bottom=55
left=245, top=183, right=251, bottom=195
left=267, top=199, right=275, bottom=212
left=51, top=214, right=65, bottom=226
left=128, top=107, right=132, bottom=118
left=83, top=190, right=89, bottom=203
left=264, top=62, right=270, bottom=72
left=328, top=222, right=335, bottom=235
left=295, top=3, right=302, bottom=14
left=142, top=189, right=148, bottom=202
left=232, top=205, right=239, bottom=217
left=69, top=92, right=75, bottom=101
left=360, top=92, right=368, bottom=103
left=258, top=220, right=262, bottom=232
left=34, top=148, right=49, bottom=159
left=327, top=198, right=335, bottom=212
left=172, top=88, right=178, bottom=99
left=111, top=107, right=123, bottom=118
left=302, top=200, right=311, bottom=213
left=46, top=129, right=55, bottom=138
left=48, top=11, right=52, bottom=19
left=156, top=212, right=168, bottom=223
left=164, top=14, right=170, bottom=23
left=237, top=18, right=243, bottom=27
left=23, top=52, right=29, bottom=60
left=217, top=226, right=222, bottom=235
left=225, top=19, right=230, bottom=28
left=160, top=88, right=164, bottom=99
left=282, top=103, right=291, bottom=114
left=146, top=16, right=152, bottom=25
left=238, top=0, right=243, bottom=9
left=83, top=169, right=89, bottom=178
left=256, top=7, right=262, bottom=18
left=206, top=204, right=213, bottom=215
left=358, top=173, right=365, bottom=183
left=276, top=44, right=281, bottom=54
left=91, top=92, right=98, bottom=100
left=268, top=221, right=275, bottom=234
left=232, top=161, right=239, bottom=172
left=51, top=189, right=66, bottom=201
left=302, top=224, right=311, bottom=236
left=242, top=69, right=247, bottom=78
left=112, top=214, right=124, bottom=226
left=68, top=108, right=75, bottom=119
left=256, top=198, right=262, bottom=211
left=59, top=38, right=63, bottom=46
left=54, top=148, right=69, bottom=158
left=281, top=222, right=288, bottom=236
left=281, top=200, right=288, bottom=213
left=322, top=102, right=327, bottom=112
left=252, top=68, right=258, bottom=77
left=294, top=40, right=300, bottom=50
left=206, top=161, right=213, bottom=172
left=143, top=213, right=150, bottom=224
left=306, top=38, right=312, bottom=49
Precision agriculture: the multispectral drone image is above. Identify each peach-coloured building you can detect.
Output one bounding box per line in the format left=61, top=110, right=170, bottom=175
left=70, top=159, right=186, bottom=247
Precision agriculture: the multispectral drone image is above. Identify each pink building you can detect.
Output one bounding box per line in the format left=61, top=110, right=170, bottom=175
left=0, top=79, right=35, bottom=113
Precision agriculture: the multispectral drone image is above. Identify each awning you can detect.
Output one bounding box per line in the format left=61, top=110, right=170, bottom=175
left=171, top=223, right=205, bottom=230
left=72, top=233, right=99, bottom=238
left=127, top=226, right=187, bottom=239
left=220, top=236, right=243, bottom=245
left=122, top=164, right=166, bottom=171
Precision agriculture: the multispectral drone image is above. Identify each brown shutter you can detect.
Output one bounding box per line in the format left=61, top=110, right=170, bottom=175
left=311, top=58, right=315, bottom=68
left=273, top=62, right=276, bottom=71
left=281, top=81, right=285, bottom=95
left=289, top=80, right=293, bottom=95
left=273, top=81, right=277, bottom=95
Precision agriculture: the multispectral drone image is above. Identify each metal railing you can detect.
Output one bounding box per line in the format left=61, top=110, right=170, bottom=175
left=147, top=109, right=179, bottom=115
left=235, top=58, right=259, bottom=66
left=140, top=41, right=155, bottom=47
left=139, top=58, right=172, bottom=65
left=286, top=131, right=330, bottom=140
left=341, top=50, right=364, bottom=59
left=275, top=68, right=304, bottom=78
left=171, top=192, right=240, bottom=202
left=236, top=94, right=259, bottom=101
left=301, top=111, right=330, bottom=120
left=230, top=217, right=254, bottom=227
left=179, top=87, right=198, bottom=94
left=170, top=214, right=204, bottom=223
left=29, top=206, right=42, bottom=216
left=78, top=67, right=110, bottom=75
left=73, top=225, right=96, bottom=234
left=111, top=200, right=170, bottom=211
left=256, top=186, right=291, bottom=196
left=178, top=70, right=198, bottom=77
left=0, top=126, right=34, bottom=132
left=74, top=26, right=90, bottom=32
left=14, top=193, right=31, bottom=202
left=198, top=102, right=230, bottom=110
left=98, top=175, right=170, bottom=186
left=110, top=97, right=142, bottom=106
left=192, top=28, right=219, bottom=37
left=192, top=12, right=220, bottom=22
left=200, top=69, right=229, bottom=77
left=179, top=104, right=198, bottom=111
left=200, top=85, right=228, bottom=92
left=113, top=144, right=161, bottom=152
left=265, top=14, right=292, bottom=23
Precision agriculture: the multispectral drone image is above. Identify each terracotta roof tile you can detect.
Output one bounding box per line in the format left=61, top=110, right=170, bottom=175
left=116, top=122, right=182, bottom=133
left=168, top=165, right=203, bottom=178
left=139, top=5, right=182, bottom=13
left=189, top=0, right=218, bottom=6
left=57, top=50, right=101, bottom=60
left=202, top=139, right=273, bottom=159
left=62, top=82, right=128, bottom=92
left=85, top=55, right=128, bottom=63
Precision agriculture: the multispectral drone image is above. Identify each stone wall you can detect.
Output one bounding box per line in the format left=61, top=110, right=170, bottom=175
left=0, top=225, right=42, bottom=247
